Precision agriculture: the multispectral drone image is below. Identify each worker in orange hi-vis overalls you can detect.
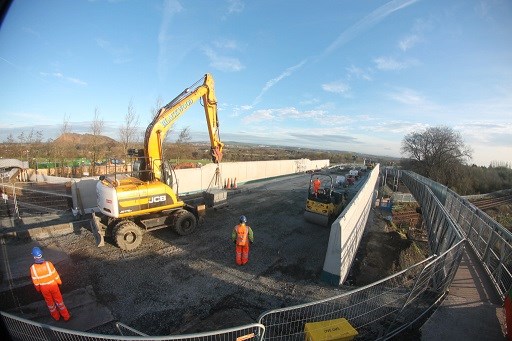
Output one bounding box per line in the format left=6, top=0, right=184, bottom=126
left=312, top=177, right=321, bottom=196
left=231, top=215, right=254, bottom=266
left=29, top=247, right=71, bottom=321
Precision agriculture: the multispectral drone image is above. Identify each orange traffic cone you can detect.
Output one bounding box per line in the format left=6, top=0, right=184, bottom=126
left=233, top=178, right=237, bottom=189
left=227, top=178, right=231, bottom=189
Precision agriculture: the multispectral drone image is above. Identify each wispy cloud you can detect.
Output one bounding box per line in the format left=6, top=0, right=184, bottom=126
left=299, top=97, right=320, bottom=106
left=252, top=59, right=308, bottom=106
left=213, top=39, right=239, bottom=50
left=387, top=88, right=426, bottom=105
left=243, top=107, right=327, bottom=123
left=203, top=47, right=244, bottom=72
left=0, top=56, right=18, bottom=69
left=227, top=0, right=244, bottom=14
left=456, top=121, right=512, bottom=146
left=374, top=56, right=415, bottom=70
left=221, top=0, right=244, bottom=20
left=40, top=72, right=87, bottom=86
left=0, top=113, right=74, bottom=128
left=366, top=120, right=429, bottom=134
left=398, top=18, right=431, bottom=52
left=322, top=81, right=351, bottom=96
left=322, top=0, right=419, bottom=57
left=96, top=38, right=132, bottom=64
left=22, top=27, right=40, bottom=38
left=346, top=65, right=372, bottom=81
left=249, top=0, right=418, bottom=108
left=398, top=34, right=419, bottom=51
left=158, top=0, right=184, bottom=78
left=203, top=39, right=244, bottom=72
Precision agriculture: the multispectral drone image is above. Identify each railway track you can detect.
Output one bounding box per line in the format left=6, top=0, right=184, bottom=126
left=470, top=194, right=512, bottom=210
left=392, top=209, right=422, bottom=228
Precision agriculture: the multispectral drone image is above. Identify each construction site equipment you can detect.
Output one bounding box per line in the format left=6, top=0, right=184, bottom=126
left=94, top=74, right=225, bottom=250
left=304, top=172, right=348, bottom=226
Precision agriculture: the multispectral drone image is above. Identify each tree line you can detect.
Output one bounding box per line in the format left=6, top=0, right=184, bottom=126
left=400, top=126, right=512, bottom=195
left=3, top=115, right=510, bottom=196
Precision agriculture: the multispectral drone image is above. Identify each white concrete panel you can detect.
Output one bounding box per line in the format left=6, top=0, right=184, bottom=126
left=322, top=164, right=380, bottom=285
left=70, top=159, right=330, bottom=213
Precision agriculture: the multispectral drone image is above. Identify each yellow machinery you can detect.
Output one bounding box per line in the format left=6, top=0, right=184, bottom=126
left=304, top=172, right=347, bottom=227
left=95, top=74, right=224, bottom=250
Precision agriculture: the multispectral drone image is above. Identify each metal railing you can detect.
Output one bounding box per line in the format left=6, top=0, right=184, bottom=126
left=2, top=169, right=502, bottom=340
left=404, top=171, right=512, bottom=300
left=1, top=311, right=265, bottom=341
left=0, top=182, right=71, bottom=221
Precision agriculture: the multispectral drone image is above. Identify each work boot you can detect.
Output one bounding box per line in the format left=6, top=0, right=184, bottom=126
left=51, top=311, right=60, bottom=321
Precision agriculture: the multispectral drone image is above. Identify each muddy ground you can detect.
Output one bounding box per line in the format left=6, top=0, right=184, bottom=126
left=1, top=173, right=428, bottom=336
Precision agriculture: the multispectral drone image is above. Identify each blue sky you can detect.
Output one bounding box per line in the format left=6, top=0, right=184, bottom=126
left=0, top=0, right=511, bottom=166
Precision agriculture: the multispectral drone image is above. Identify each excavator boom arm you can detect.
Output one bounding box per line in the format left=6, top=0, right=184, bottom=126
left=144, top=74, right=224, bottom=181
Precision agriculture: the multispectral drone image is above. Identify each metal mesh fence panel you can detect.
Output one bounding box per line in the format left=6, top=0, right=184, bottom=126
left=259, top=255, right=452, bottom=340
left=404, top=171, right=512, bottom=301
left=444, top=190, right=512, bottom=299
left=2, top=312, right=265, bottom=341
left=0, top=182, right=71, bottom=217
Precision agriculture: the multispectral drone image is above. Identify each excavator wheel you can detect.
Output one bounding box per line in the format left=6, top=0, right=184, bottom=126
left=173, top=209, right=197, bottom=236
left=113, top=220, right=143, bottom=251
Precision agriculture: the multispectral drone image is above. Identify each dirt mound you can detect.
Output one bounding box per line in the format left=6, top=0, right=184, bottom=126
left=54, top=133, right=118, bottom=146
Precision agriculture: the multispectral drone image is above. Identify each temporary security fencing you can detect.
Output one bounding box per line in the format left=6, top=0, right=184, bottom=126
left=1, top=168, right=500, bottom=340
left=0, top=182, right=71, bottom=220
left=1, top=311, right=265, bottom=341
left=403, top=171, right=512, bottom=300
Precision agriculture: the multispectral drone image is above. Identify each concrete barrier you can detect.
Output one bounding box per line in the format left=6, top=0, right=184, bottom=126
left=321, top=164, right=380, bottom=285
left=69, top=159, right=329, bottom=213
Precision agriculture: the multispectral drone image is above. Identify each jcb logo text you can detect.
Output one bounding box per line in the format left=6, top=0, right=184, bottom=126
left=149, top=195, right=166, bottom=203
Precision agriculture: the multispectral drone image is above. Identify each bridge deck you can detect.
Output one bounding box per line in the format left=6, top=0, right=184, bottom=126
left=421, top=244, right=506, bottom=340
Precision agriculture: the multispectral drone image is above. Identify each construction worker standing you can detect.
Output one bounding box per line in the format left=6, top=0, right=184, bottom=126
left=231, top=215, right=254, bottom=266
left=312, top=177, right=321, bottom=196
left=29, top=247, right=71, bottom=321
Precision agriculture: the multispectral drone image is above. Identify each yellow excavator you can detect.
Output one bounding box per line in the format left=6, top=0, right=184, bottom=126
left=94, top=74, right=224, bottom=250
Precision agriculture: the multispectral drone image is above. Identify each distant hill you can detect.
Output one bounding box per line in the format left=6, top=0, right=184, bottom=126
left=53, top=133, right=119, bottom=146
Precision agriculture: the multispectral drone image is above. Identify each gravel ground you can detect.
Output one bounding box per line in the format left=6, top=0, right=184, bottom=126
left=7, top=173, right=353, bottom=335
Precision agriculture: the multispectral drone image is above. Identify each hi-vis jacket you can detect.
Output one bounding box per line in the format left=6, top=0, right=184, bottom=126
left=232, top=223, right=254, bottom=246
left=30, top=261, right=62, bottom=289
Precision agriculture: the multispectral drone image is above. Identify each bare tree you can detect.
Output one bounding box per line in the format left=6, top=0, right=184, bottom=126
left=90, top=107, right=105, bottom=175
left=17, top=131, right=25, bottom=144
left=401, top=126, right=472, bottom=186
left=150, top=96, right=164, bottom=119
left=51, top=115, right=74, bottom=176
left=119, top=99, right=140, bottom=156
left=60, top=115, right=71, bottom=136
left=174, top=127, right=192, bottom=163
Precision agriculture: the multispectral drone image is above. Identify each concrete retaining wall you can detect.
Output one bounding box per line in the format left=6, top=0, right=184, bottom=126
left=321, top=164, right=380, bottom=285
left=174, top=159, right=328, bottom=194
left=69, top=159, right=329, bottom=213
